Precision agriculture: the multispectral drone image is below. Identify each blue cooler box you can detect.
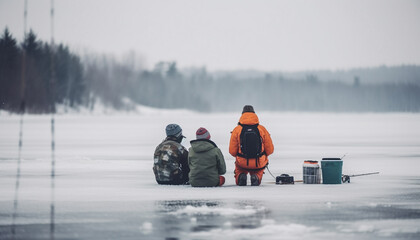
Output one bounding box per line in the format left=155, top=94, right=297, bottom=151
left=321, top=158, right=343, bottom=184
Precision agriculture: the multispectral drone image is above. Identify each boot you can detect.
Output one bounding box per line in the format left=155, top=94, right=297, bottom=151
left=251, top=174, right=260, bottom=186
left=238, top=173, right=247, bottom=186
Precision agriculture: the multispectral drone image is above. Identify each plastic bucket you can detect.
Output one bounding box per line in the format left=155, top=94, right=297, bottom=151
left=303, top=160, right=321, bottom=184
left=321, top=158, right=343, bottom=184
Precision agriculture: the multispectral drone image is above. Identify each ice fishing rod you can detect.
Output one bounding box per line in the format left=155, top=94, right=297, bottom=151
left=342, top=172, right=379, bottom=183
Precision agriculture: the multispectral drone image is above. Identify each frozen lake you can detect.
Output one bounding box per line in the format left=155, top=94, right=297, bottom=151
left=1, top=111, right=420, bottom=240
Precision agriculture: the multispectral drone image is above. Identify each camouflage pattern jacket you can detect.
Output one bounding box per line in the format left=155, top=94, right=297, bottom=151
left=153, top=136, right=189, bottom=184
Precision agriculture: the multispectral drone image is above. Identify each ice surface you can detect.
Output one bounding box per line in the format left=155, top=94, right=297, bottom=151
left=0, top=111, right=419, bottom=240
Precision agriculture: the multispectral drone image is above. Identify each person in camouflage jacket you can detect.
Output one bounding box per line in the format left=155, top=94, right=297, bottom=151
left=153, top=124, right=190, bottom=185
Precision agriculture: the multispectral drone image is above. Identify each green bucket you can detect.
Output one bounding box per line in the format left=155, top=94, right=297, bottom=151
left=321, top=158, right=343, bottom=184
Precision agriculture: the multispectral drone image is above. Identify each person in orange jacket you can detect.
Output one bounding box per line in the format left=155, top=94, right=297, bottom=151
left=229, top=105, right=274, bottom=186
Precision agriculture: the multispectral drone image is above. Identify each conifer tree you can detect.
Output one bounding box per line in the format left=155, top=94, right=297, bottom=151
left=0, top=28, right=21, bottom=111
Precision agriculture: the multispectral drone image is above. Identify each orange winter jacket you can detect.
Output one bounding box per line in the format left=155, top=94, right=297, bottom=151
left=229, top=112, right=274, bottom=169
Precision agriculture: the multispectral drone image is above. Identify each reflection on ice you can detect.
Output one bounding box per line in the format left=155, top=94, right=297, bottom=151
left=157, top=200, right=220, bottom=213
left=337, top=219, right=420, bottom=238
left=167, top=203, right=265, bottom=217
left=155, top=200, right=319, bottom=239
left=152, top=196, right=420, bottom=239
left=156, top=200, right=282, bottom=238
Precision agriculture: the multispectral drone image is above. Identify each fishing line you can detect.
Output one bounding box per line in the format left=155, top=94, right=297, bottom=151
left=49, top=1, right=56, bottom=239
left=11, top=1, right=28, bottom=238
left=12, top=116, right=24, bottom=240
left=266, top=165, right=277, bottom=180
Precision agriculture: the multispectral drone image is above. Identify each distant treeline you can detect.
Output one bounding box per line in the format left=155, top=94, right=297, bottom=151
left=1, top=28, right=420, bottom=113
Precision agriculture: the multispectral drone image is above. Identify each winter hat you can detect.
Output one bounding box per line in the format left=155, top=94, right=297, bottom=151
left=166, top=124, right=183, bottom=138
left=196, top=127, right=211, bottom=140
left=242, top=105, right=255, bottom=113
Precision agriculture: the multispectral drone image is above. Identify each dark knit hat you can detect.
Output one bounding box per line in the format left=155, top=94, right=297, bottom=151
left=242, top=105, right=255, bottom=113
left=196, top=127, right=211, bottom=140
left=166, top=124, right=183, bottom=138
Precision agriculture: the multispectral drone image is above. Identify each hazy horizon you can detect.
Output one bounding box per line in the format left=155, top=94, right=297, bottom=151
left=1, top=0, right=420, bottom=72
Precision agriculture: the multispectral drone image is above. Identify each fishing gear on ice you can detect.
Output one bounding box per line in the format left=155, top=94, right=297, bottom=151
left=342, top=172, right=380, bottom=183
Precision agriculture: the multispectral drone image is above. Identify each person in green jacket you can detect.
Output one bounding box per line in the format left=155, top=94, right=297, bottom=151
left=188, top=127, right=226, bottom=187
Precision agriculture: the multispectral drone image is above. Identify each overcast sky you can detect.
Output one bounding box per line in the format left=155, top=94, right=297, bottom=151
left=1, top=0, right=420, bottom=71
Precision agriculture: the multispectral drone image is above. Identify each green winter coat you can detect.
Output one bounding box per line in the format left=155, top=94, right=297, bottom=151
left=188, top=139, right=226, bottom=187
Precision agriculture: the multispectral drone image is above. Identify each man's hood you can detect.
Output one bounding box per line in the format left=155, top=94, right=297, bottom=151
left=239, top=112, right=259, bottom=125
left=190, top=139, right=217, bottom=153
